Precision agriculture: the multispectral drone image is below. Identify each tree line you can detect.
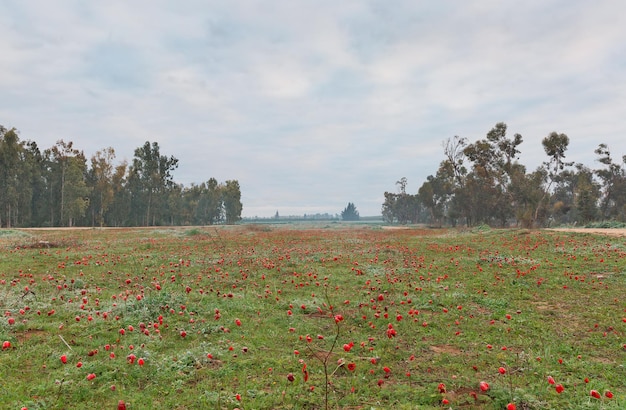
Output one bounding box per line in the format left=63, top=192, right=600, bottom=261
left=0, top=125, right=242, bottom=228
left=382, top=122, right=626, bottom=227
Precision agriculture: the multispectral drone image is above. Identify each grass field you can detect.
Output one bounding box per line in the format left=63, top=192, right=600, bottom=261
left=0, top=225, right=624, bottom=409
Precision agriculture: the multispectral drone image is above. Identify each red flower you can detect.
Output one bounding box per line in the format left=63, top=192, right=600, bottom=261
left=555, top=384, right=564, bottom=394
left=590, top=390, right=601, bottom=399
left=479, top=381, right=489, bottom=392
left=506, top=404, right=516, bottom=410
left=347, top=363, right=356, bottom=371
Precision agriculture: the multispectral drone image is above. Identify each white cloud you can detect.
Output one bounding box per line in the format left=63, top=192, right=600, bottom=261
left=1, top=1, right=626, bottom=217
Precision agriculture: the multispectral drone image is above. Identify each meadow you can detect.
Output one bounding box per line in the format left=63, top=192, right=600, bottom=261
left=0, top=225, right=624, bottom=409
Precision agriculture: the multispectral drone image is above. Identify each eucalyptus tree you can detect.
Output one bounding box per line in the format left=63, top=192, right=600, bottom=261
left=19, top=140, right=47, bottom=226
left=574, top=164, right=601, bottom=223
left=594, top=144, right=626, bottom=221
left=533, top=132, right=573, bottom=225
left=418, top=170, right=454, bottom=227
left=394, top=177, right=419, bottom=224
left=508, top=165, right=545, bottom=228
left=202, top=178, right=223, bottom=224
left=166, top=182, right=185, bottom=225
left=107, top=161, right=130, bottom=226
left=129, top=141, right=178, bottom=226
left=0, top=127, right=22, bottom=227
left=461, top=123, right=523, bottom=226
left=87, top=147, right=116, bottom=227
left=44, top=140, right=90, bottom=226
left=381, top=178, right=420, bottom=224
left=222, top=179, right=243, bottom=224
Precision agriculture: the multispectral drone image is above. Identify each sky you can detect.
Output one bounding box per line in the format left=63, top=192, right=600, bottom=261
left=1, top=1, right=625, bottom=217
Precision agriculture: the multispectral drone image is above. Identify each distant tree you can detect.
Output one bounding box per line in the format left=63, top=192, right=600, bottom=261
left=222, top=180, right=243, bottom=224
left=341, top=202, right=360, bottom=221
left=382, top=179, right=420, bottom=224
left=534, top=132, right=573, bottom=225
left=87, top=147, right=116, bottom=227
left=574, top=164, right=601, bottom=223
left=418, top=175, right=449, bottom=226
left=128, top=141, right=179, bottom=226
left=46, top=140, right=90, bottom=227
left=0, top=127, right=22, bottom=227
left=594, top=144, right=626, bottom=221
left=381, top=192, right=396, bottom=223
left=205, top=178, right=224, bottom=224
left=462, top=122, right=523, bottom=226
left=107, top=161, right=129, bottom=226
left=0, top=123, right=248, bottom=227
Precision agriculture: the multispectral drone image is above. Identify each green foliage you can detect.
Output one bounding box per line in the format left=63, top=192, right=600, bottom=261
left=340, top=202, right=360, bottom=221
left=584, top=220, right=626, bottom=229
left=382, top=179, right=422, bottom=224
left=384, top=123, right=626, bottom=228
left=0, top=125, right=244, bottom=227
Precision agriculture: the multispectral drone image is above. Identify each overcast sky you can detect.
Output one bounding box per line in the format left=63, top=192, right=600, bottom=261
left=1, top=1, right=625, bottom=217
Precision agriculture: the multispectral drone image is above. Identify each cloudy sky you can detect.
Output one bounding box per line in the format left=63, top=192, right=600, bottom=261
left=1, top=1, right=625, bottom=217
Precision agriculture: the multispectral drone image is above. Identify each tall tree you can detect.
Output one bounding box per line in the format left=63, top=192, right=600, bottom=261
left=574, top=164, right=601, bottom=223
left=394, top=177, right=417, bottom=224
left=461, top=123, right=523, bottom=226
left=200, top=178, right=223, bottom=224
left=382, top=178, right=420, bottom=224
left=23, top=141, right=47, bottom=226
left=534, top=132, right=573, bottom=225
left=222, top=179, right=243, bottom=224
left=87, top=147, right=116, bottom=227
left=509, top=165, right=544, bottom=228
left=45, top=140, right=90, bottom=226
left=107, top=161, right=130, bottom=226
left=594, top=144, right=626, bottom=221
left=129, top=141, right=179, bottom=226
left=0, top=127, right=23, bottom=227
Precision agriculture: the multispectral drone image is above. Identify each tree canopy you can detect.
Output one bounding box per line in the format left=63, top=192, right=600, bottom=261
left=0, top=125, right=243, bottom=227
left=383, top=123, right=626, bottom=227
left=341, top=202, right=360, bottom=221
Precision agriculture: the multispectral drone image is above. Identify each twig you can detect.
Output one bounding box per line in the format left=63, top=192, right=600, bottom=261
left=59, top=334, right=73, bottom=351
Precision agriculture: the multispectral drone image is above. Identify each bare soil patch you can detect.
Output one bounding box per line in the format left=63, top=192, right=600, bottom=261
left=547, top=228, right=626, bottom=237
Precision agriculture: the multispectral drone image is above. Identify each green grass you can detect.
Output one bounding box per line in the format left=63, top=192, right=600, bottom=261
left=0, top=226, right=624, bottom=409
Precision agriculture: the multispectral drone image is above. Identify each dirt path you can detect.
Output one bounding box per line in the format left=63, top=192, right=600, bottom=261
left=548, top=228, right=626, bottom=237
